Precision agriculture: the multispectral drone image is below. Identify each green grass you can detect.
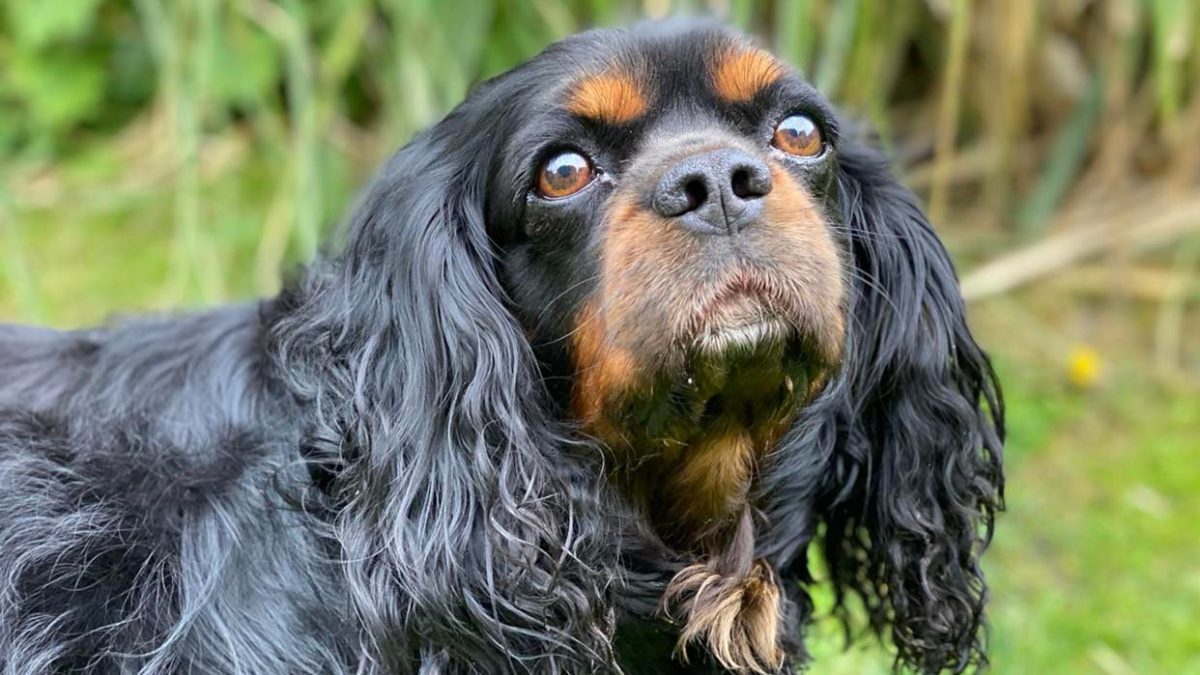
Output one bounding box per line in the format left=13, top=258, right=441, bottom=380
left=802, top=358, right=1200, bottom=674
left=986, top=378, right=1200, bottom=674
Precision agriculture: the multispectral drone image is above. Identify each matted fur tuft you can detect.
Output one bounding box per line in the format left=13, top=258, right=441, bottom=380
left=663, top=559, right=783, bottom=674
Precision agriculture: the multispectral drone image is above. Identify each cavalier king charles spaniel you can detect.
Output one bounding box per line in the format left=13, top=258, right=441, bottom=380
left=0, top=20, right=1003, bottom=675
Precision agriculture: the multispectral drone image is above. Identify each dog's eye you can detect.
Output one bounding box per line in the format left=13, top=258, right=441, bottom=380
left=772, top=114, right=823, bottom=157
left=536, top=151, right=594, bottom=199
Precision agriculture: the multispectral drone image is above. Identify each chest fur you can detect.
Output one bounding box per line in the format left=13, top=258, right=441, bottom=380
left=590, top=367, right=805, bottom=550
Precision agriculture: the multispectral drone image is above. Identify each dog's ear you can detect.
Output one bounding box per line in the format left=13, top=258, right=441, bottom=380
left=270, top=95, right=615, bottom=671
left=810, top=137, right=1004, bottom=671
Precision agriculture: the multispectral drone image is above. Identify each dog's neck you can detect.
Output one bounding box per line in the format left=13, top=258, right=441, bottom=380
left=577, top=345, right=815, bottom=674
left=581, top=345, right=816, bottom=552
left=613, top=423, right=778, bottom=551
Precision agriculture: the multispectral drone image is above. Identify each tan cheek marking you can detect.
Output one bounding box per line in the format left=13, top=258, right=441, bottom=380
left=712, top=47, right=786, bottom=103
left=566, top=72, right=647, bottom=124
left=569, top=302, right=638, bottom=428
left=571, top=197, right=689, bottom=432
left=603, top=198, right=681, bottom=290
left=599, top=196, right=694, bottom=349
left=763, top=165, right=847, bottom=364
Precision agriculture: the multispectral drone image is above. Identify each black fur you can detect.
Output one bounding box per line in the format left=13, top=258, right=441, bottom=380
left=0, top=21, right=1002, bottom=674
left=757, top=140, right=1004, bottom=672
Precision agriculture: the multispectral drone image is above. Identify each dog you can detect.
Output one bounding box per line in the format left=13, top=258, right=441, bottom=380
left=0, top=20, right=1003, bottom=675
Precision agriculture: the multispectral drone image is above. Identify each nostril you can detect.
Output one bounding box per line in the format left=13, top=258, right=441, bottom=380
left=731, top=164, right=771, bottom=200
left=654, top=152, right=770, bottom=221
left=731, top=169, right=752, bottom=199
left=683, top=178, right=708, bottom=212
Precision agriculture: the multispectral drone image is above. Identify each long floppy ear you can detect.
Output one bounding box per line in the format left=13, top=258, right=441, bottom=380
left=268, top=97, right=616, bottom=672
left=789, top=136, right=1004, bottom=671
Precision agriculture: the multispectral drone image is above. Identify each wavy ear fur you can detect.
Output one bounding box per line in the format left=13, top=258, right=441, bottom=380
left=825, top=137, right=1004, bottom=672
left=268, top=94, right=616, bottom=673
left=762, top=135, right=1004, bottom=673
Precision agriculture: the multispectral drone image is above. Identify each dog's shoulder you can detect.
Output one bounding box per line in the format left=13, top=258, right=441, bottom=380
left=0, top=301, right=301, bottom=521
left=0, top=301, right=345, bottom=672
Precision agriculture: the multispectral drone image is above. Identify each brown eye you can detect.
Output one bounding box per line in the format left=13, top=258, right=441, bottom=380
left=772, top=114, right=823, bottom=157
left=536, top=151, right=594, bottom=199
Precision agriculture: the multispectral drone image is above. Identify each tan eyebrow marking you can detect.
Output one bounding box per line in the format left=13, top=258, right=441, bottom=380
left=711, top=47, right=786, bottom=103
left=565, top=71, right=647, bottom=124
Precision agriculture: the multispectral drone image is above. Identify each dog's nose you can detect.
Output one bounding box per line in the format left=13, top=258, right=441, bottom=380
left=651, top=149, right=772, bottom=235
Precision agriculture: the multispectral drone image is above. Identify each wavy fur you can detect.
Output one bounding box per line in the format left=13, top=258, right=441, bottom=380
left=758, top=135, right=1005, bottom=673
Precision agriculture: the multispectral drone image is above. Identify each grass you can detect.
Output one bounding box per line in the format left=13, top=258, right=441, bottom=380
left=987, top=382, right=1200, bottom=673
left=2, top=1, right=1199, bottom=672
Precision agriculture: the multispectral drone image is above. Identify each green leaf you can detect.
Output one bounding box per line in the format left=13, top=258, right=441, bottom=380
left=210, top=21, right=282, bottom=108
left=4, top=0, right=105, bottom=47
left=5, top=49, right=106, bottom=130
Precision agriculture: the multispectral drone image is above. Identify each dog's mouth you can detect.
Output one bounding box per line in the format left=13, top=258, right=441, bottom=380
left=685, top=272, right=800, bottom=356
left=695, top=316, right=792, bottom=354
left=642, top=272, right=828, bottom=430
left=583, top=266, right=840, bottom=442
left=693, top=289, right=792, bottom=355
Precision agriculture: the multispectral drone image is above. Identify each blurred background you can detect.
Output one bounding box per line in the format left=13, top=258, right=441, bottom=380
left=0, top=0, right=1197, bottom=671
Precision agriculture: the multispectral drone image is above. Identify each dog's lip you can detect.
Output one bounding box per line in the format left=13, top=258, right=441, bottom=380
left=687, top=274, right=795, bottom=351
left=694, top=316, right=791, bottom=353
left=691, top=272, right=784, bottom=323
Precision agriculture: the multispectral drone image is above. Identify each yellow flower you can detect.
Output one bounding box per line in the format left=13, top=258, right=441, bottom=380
left=1066, top=345, right=1102, bottom=388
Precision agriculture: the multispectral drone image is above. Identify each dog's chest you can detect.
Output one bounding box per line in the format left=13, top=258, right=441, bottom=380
left=593, top=364, right=806, bottom=548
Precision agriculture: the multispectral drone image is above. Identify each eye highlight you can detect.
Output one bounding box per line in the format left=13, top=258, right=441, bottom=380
left=536, top=151, right=595, bottom=199
left=772, top=114, right=823, bottom=157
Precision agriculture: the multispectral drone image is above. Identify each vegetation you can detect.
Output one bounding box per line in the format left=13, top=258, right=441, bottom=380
left=2, top=1, right=1197, bottom=672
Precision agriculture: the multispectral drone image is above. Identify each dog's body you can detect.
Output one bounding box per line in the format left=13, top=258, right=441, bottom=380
left=0, top=308, right=366, bottom=673
left=1, top=21, right=1002, bottom=675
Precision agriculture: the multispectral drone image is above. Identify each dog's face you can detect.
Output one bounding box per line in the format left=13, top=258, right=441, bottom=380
left=488, top=26, right=847, bottom=484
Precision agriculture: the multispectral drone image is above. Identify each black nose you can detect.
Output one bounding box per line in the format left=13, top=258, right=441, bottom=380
left=651, top=148, right=772, bottom=235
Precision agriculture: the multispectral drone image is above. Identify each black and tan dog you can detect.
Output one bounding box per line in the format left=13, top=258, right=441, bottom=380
left=0, top=20, right=1003, bottom=674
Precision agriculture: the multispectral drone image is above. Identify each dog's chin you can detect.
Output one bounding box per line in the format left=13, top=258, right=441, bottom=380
left=592, top=286, right=833, bottom=444
left=694, top=319, right=790, bottom=358
left=681, top=271, right=834, bottom=366
left=688, top=291, right=802, bottom=365
left=667, top=295, right=826, bottom=427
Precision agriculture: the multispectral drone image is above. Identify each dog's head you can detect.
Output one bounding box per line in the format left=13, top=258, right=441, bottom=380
left=491, top=24, right=847, bottom=481
left=290, top=20, right=1003, bottom=673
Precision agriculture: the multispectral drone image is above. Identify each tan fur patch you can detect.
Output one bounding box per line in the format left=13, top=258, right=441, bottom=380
left=761, top=165, right=846, bottom=365
left=663, top=558, right=784, bottom=674
left=597, top=196, right=697, bottom=349
left=668, top=432, right=756, bottom=535
left=570, top=302, right=640, bottom=427
left=566, top=72, right=647, bottom=124
left=712, top=47, right=786, bottom=103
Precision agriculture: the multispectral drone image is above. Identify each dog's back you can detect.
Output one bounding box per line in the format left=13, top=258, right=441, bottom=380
left=0, top=324, right=98, bottom=413
left=0, top=306, right=354, bottom=674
